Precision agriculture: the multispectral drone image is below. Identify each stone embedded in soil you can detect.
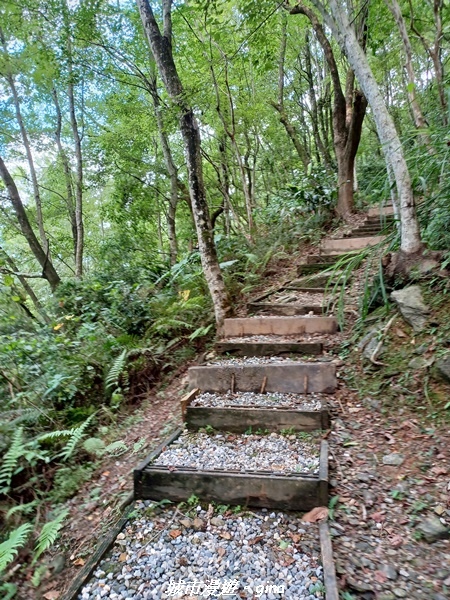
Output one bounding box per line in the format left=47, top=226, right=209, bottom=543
left=433, top=353, right=450, bottom=384
left=417, top=515, right=450, bottom=543
left=382, top=453, right=404, bottom=466
left=390, top=285, right=430, bottom=332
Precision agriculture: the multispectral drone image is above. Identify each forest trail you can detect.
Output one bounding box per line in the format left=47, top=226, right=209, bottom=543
left=72, top=208, right=450, bottom=600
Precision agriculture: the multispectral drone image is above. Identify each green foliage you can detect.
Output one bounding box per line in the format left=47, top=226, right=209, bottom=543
left=0, top=428, right=25, bottom=493
left=0, top=523, right=33, bottom=574
left=32, top=509, right=69, bottom=564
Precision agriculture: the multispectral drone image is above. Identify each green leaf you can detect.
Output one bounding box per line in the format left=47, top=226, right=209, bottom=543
left=33, top=509, right=69, bottom=564
left=0, top=523, right=33, bottom=573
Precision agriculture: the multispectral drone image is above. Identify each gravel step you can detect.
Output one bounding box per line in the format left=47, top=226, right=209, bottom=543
left=78, top=503, right=325, bottom=600
left=152, top=431, right=321, bottom=475
left=190, top=391, right=325, bottom=410
left=183, top=390, right=330, bottom=433
left=135, top=432, right=328, bottom=510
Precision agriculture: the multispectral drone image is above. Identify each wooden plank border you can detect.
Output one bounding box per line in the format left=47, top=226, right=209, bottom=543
left=134, top=435, right=328, bottom=511
left=185, top=403, right=330, bottom=433
left=62, top=501, right=134, bottom=600
left=319, top=521, right=339, bottom=600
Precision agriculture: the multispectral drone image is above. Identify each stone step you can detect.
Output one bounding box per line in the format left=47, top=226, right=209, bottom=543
left=320, top=235, right=385, bottom=254
left=215, top=339, right=324, bottom=357
left=188, top=361, right=337, bottom=394
left=367, top=205, right=395, bottom=217
left=247, top=302, right=325, bottom=316
left=223, top=316, right=338, bottom=337
left=365, top=216, right=396, bottom=226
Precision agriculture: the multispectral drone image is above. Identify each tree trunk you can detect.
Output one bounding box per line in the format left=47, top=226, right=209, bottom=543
left=52, top=88, right=78, bottom=259
left=313, top=0, right=422, bottom=254
left=288, top=4, right=367, bottom=221
left=0, top=156, right=61, bottom=291
left=303, top=34, right=333, bottom=169
left=148, top=69, right=179, bottom=264
left=271, top=17, right=310, bottom=171
left=385, top=0, right=433, bottom=149
left=0, top=27, right=48, bottom=254
left=136, top=0, right=230, bottom=326
left=67, top=59, right=84, bottom=279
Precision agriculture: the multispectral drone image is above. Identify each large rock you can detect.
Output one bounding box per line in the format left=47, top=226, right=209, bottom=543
left=417, top=515, right=450, bottom=543
left=433, top=354, right=450, bottom=384
left=390, top=285, right=430, bottom=332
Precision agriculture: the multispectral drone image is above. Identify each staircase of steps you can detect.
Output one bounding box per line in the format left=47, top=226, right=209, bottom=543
left=131, top=206, right=395, bottom=598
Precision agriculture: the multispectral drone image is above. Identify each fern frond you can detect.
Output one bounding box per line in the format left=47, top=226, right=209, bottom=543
left=0, top=523, right=33, bottom=573
left=1, top=408, right=41, bottom=428
left=6, top=500, right=39, bottom=520
left=32, top=509, right=69, bottom=564
left=0, top=428, right=25, bottom=492
left=105, top=349, right=127, bottom=390
left=58, top=413, right=96, bottom=462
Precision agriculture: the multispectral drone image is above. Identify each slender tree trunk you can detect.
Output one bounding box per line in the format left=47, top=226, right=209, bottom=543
left=409, top=0, right=447, bottom=125
left=270, top=16, right=310, bottom=171
left=313, top=0, right=422, bottom=253
left=0, top=27, right=48, bottom=254
left=303, top=34, right=333, bottom=168
left=0, top=156, right=61, bottom=291
left=52, top=88, right=77, bottom=258
left=288, top=4, right=367, bottom=220
left=136, top=0, right=230, bottom=326
left=67, top=62, right=84, bottom=278
left=385, top=0, right=433, bottom=150
left=148, top=69, right=178, bottom=264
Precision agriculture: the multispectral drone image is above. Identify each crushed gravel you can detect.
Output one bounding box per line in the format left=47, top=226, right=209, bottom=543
left=191, top=391, right=324, bottom=410
left=79, top=503, right=324, bottom=600
left=152, top=431, right=320, bottom=475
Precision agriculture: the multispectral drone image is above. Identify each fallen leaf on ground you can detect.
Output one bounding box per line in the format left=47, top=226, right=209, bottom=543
left=73, top=558, right=85, bottom=566
left=374, top=570, right=387, bottom=583
left=43, top=592, right=59, bottom=600
left=169, top=529, right=182, bottom=539
left=301, top=506, right=328, bottom=522
left=220, top=532, right=232, bottom=540
left=431, top=466, right=448, bottom=476
left=389, top=534, right=403, bottom=547
left=119, top=553, right=128, bottom=562
left=371, top=512, right=385, bottom=523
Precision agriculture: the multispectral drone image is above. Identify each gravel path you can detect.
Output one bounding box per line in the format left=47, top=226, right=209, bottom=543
left=191, top=392, right=324, bottom=410
left=152, top=432, right=320, bottom=475
left=79, top=503, right=324, bottom=600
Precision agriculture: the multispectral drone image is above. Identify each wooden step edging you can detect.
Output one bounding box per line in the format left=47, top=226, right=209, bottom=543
left=215, top=338, right=324, bottom=356
left=188, top=361, right=337, bottom=394
left=223, top=316, right=338, bottom=337
left=319, top=522, right=339, bottom=600
left=180, top=388, right=330, bottom=432
left=134, top=428, right=329, bottom=511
